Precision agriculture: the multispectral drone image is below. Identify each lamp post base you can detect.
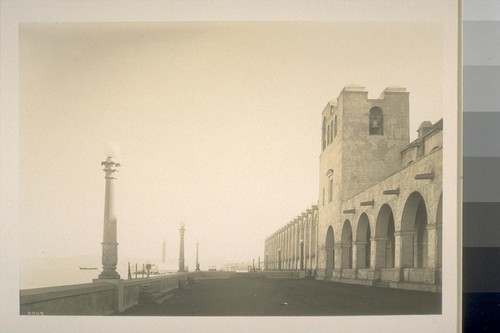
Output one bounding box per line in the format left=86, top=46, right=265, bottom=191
left=98, top=270, right=121, bottom=280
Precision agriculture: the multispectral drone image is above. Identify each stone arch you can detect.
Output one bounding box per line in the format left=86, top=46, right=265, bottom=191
left=436, top=193, right=443, bottom=268
left=369, top=106, right=383, bottom=135
left=322, top=117, right=327, bottom=150
left=293, top=222, right=298, bottom=270
left=305, top=217, right=310, bottom=271
left=401, top=191, right=428, bottom=268
left=375, top=204, right=396, bottom=268
left=311, top=213, right=318, bottom=273
left=330, top=119, right=334, bottom=143
left=299, top=220, right=305, bottom=270
left=334, top=115, right=338, bottom=137
left=327, top=124, right=331, bottom=145
left=325, top=226, right=335, bottom=277
left=341, top=220, right=353, bottom=268
left=278, top=248, right=282, bottom=270
left=356, top=213, right=371, bottom=269
left=295, top=222, right=300, bottom=269
left=312, top=214, right=318, bottom=262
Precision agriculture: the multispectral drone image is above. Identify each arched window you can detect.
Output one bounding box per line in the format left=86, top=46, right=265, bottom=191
left=327, top=124, right=331, bottom=144
left=330, top=120, right=334, bottom=142
left=327, top=168, right=334, bottom=203
left=328, top=179, right=333, bottom=203
left=369, top=107, right=383, bottom=135
left=322, top=117, right=327, bottom=150
left=334, top=115, right=337, bottom=137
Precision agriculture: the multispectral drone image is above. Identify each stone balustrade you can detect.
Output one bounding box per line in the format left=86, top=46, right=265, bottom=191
left=20, top=273, right=187, bottom=315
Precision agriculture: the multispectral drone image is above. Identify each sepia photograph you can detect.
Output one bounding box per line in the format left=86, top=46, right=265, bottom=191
left=1, top=1, right=459, bottom=332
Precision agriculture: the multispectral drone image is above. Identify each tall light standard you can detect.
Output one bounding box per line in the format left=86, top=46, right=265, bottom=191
left=162, top=239, right=167, bottom=264
left=196, top=241, right=200, bottom=271
left=98, top=156, right=121, bottom=279
left=178, top=223, right=185, bottom=272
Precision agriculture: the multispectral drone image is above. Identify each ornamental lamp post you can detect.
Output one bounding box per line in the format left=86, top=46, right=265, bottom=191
left=98, top=156, right=121, bottom=279
left=196, top=241, right=200, bottom=271
left=178, top=223, right=186, bottom=272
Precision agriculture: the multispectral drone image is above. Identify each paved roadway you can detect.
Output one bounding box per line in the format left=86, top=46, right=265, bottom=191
left=117, top=274, right=441, bottom=316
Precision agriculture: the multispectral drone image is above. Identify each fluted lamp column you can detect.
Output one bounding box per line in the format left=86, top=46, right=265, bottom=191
left=98, top=156, right=121, bottom=279
left=196, top=241, right=200, bottom=271
left=178, top=223, right=186, bottom=272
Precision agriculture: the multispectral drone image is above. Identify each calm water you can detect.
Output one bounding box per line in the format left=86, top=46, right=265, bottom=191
left=21, top=267, right=105, bottom=289
left=19, top=256, right=168, bottom=289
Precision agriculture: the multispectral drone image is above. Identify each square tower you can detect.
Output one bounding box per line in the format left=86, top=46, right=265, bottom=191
left=319, top=85, right=410, bottom=225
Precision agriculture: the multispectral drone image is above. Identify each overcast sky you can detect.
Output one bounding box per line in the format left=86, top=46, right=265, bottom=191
left=19, top=21, right=445, bottom=269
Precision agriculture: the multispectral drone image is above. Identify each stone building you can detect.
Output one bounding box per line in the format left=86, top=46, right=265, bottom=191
left=264, top=85, right=442, bottom=292
left=264, top=205, right=318, bottom=275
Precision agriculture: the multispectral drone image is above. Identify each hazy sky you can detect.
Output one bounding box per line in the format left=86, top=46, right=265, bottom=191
left=19, top=22, right=444, bottom=269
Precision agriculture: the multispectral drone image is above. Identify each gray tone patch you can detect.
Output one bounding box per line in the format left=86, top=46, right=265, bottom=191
left=464, top=66, right=500, bottom=112
left=464, top=22, right=500, bottom=66
left=464, top=157, right=500, bottom=202
left=463, top=0, right=500, bottom=21
left=463, top=202, right=500, bottom=247
left=464, top=112, right=500, bottom=156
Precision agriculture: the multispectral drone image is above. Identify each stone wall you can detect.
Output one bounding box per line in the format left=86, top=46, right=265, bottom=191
left=189, top=271, right=238, bottom=279
left=316, top=148, right=442, bottom=292
left=20, top=282, right=115, bottom=315
left=20, top=273, right=187, bottom=315
left=264, top=205, right=318, bottom=273
left=260, top=271, right=305, bottom=279
left=401, top=119, right=443, bottom=167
